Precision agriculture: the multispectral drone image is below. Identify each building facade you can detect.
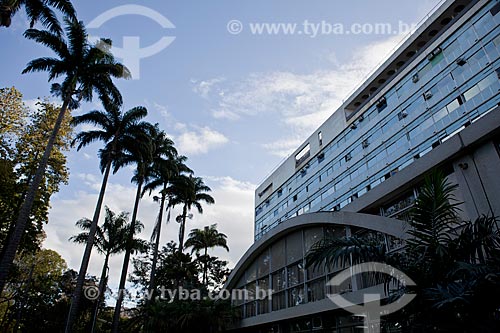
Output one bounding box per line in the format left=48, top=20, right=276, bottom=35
left=225, top=0, right=500, bottom=331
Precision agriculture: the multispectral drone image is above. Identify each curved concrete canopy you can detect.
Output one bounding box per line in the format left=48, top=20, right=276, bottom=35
left=226, top=211, right=409, bottom=290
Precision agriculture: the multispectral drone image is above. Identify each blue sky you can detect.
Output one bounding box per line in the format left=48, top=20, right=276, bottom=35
left=0, top=0, right=440, bottom=301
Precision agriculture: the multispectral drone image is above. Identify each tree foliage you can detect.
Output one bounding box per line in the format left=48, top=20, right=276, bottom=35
left=0, top=92, right=72, bottom=254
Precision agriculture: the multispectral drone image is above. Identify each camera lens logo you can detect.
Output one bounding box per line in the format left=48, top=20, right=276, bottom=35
left=87, top=5, right=176, bottom=80
left=327, top=262, right=416, bottom=333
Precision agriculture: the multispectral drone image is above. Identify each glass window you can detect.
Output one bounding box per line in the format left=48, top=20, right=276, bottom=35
left=287, top=262, right=305, bottom=287
left=245, top=282, right=256, bottom=302
left=287, top=286, right=305, bottom=307
left=433, top=106, right=448, bottom=123
left=272, top=268, right=286, bottom=291
left=245, top=301, right=256, bottom=317
left=307, top=262, right=324, bottom=280
left=287, top=231, right=303, bottom=264
left=257, top=249, right=271, bottom=278
left=382, top=114, right=399, bottom=134
left=477, top=72, right=497, bottom=91
left=304, top=227, right=324, bottom=252
left=307, top=279, right=326, bottom=302
left=447, top=98, right=460, bottom=112
left=271, top=237, right=286, bottom=270
left=271, top=291, right=286, bottom=311
left=457, top=27, right=477, bottom=50
left=464, top=85, right=480, bottom=102
left=246, top=261, right=257, bottom=283
left=474, top=12, right=495, bottom=38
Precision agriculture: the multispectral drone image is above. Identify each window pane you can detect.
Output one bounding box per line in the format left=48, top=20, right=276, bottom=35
left=287, top=286, right=305, bottom=307
left=307, top=278, right=326, bottom=302
left=288, top=262, right=305, bottom=287
left=271, top=237, right=286, bottom=270
left=304, top=227, right=324, bottom=252
left=257, top=248, right=271, bottom=278
left=287, top=231, right=303, bottom=264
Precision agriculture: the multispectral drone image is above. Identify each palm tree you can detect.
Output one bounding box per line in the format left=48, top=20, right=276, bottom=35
left=0, top=0, right=76, bottom=34
left=67, top=104, right=150, bottom=332
left=0, top=19, right=128, bottom=300
left=111, top=123, right=155, bottom=333
left=142, top=131, right=192, bottom=295
left=185, top=224, right=229, bottom=285
left=69, top=206, right=145, bottom=333
left=169, top=176, right=215, bottom=252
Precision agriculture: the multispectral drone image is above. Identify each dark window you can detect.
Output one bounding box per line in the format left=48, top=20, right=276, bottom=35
left=491, top=2, right=500, bottom=16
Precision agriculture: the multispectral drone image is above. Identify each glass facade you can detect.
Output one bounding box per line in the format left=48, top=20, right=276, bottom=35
left=234, top=225, right=402, bottom=319
left=255, top=1, right=500, bottom=240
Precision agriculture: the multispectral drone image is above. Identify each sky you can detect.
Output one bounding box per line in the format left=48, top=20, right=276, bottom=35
left=0, top=0, right=441, bottom=302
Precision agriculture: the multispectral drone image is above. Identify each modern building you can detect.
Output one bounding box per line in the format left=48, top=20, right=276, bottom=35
left=226, top=0, right=500, bottom=331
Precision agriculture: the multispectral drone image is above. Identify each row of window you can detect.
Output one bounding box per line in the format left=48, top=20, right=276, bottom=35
left=255, top=6, right=500, bottom=238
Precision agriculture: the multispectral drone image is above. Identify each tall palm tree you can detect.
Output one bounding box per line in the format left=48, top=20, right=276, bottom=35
left=0, top=0, right=76, bottom=34
left=142, top=131, right=192, bottom=295
left=111, top=123, right=155, bottom=333
left=169, top=175, right=215, bottom=252
left=66, top=104, right=149, bottom=332
left=185, top=224, right=229, bottom=285
left=69, top=206, right=145, bottom=333
left=0, top=19, right=128, bottom=299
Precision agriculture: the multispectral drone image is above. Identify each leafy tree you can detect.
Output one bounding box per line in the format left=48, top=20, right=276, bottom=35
left=70, top=206, right=146, bottom=333
left=69, top=102, right=150, bottom=331
left=0, top=87, right=30, bottom=157
left=0, top=0, right=76, bottom=34
left=185, top=224, right=229, bottom=285
left=0, top=18, right=129, bottom=306
left=0, top=99, right=72, bottom=255
left=128, top=241, right=233, bottom=333
left=169, top=176, right=215, bottom=252
left=0, top=249, right=97, bottom=332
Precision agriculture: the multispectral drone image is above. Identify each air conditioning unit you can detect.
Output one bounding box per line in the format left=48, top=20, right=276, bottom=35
left=424, top=91, right=433, bottom=100
left=398, top=111, right=408, bottom=120
left=317, top=152, right=325, bottom=160
left=350, top=123, right=357, bottom=130
left=412, top=73, right=419, bottom=83
left=358, top=114, right=365, bottom=122
left=362, top=139, right=369, bottom=149
left=427, top=47, right=442, bottom=61
left=376, top=97, right=387, bottom=109
left=345, top=153, right=352, bottom=162
left=456, top=57, right=467, bottom=66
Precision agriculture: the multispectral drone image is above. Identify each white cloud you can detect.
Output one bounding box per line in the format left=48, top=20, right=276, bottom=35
left=175, top=126, right=229, bottom=155
left=192, top=35, right=403, bottom=154
left=46, top=174, right=255, bottom=302
left=192, top=77, right=226, bottom=99
left=261, top=137, right=304, bottom=158
left=151, top=101, right=170, bottom=120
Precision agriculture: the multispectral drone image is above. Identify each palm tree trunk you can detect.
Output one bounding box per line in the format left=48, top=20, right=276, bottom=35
left=0, top=100, right=69, bottom=294
left=111, top=180, right=143, bottom=333
left=203, top=247, right=208, bottom=285
left=148, top=189, right=166, bottom=296
left=91, top=252, right=110, bottom=333
left=178, top=205, right=188, bottom=252
left=65, top=160, right=112, bottom=333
